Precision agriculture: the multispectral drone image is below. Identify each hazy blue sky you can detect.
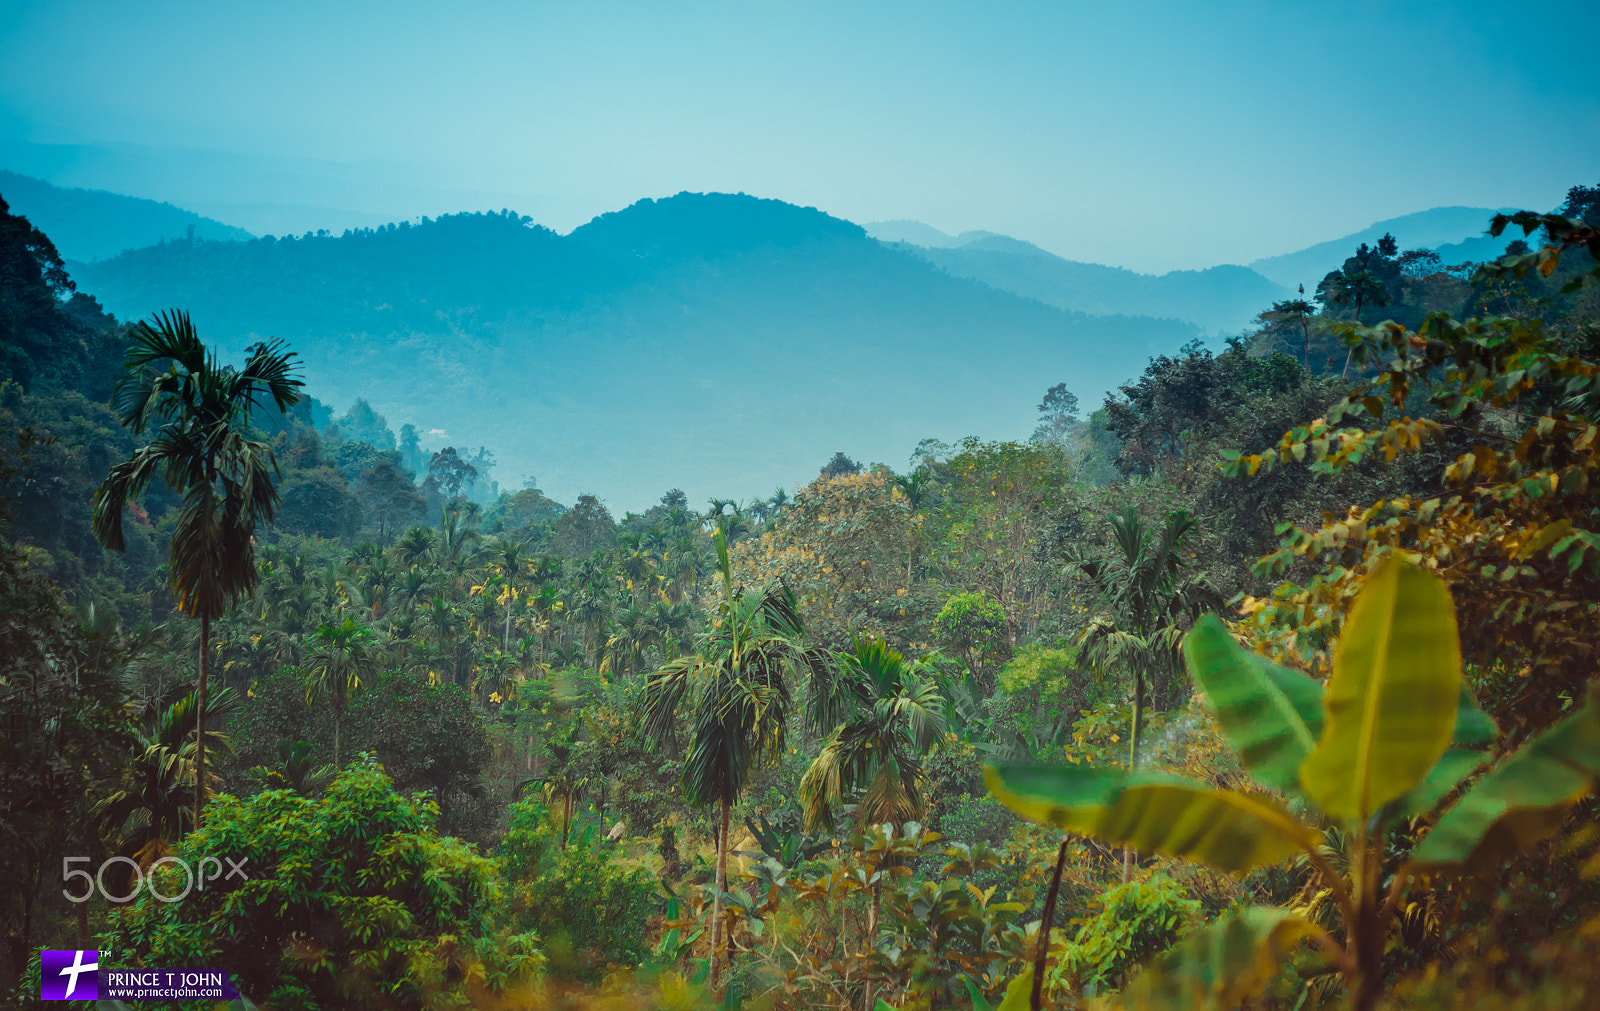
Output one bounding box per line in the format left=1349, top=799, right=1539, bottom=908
left=2, top=0, right=1596, bottom=273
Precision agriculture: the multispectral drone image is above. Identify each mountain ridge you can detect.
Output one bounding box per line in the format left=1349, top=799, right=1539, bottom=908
left=865, top=224, right=1288, bottom=334
left=68, top=192, right=1201, bottom=511
left=1247, top=205, right=1515, bottom=288
left=0, top=170, right=253, bottom=262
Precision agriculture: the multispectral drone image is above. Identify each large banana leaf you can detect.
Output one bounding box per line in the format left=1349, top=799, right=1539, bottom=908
left=1410, top=695, right=1600, bottom=872
left=1094, top=782, right=1318, bottom=873
left=1121, top=907, right=1319, bottom=1011
left=1255, top=655, right=1325, bottom=738
left=982, top=763, right=1128, bottom=831
left=1184, top=616, right=1317, bottom=793
left=1395, top=749, right=1486, bottom=820
left=1299, top=558, right=1462, bottom=822
left=986, top=764, right=1314, bottom=872
left=1452, top=685, right=1499, bottom=746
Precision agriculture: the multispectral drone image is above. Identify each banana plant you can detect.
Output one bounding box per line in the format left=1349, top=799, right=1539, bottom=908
left=985, top=558, right=1600, bottom=1011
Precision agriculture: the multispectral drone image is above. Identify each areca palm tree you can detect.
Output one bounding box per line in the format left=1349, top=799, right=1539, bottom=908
left=92, top=311, right=302, bottom=826
left=302, top=615, right=377, bottom=768
left=488, top=536, right=529, bottom=649
left=392, top=525, right=436, bottom=567
left=98, top=686, right=242, bottom=868
left=1067, top=507, right=1221, bottom=880
left=641, top=525, right=829, bottom=992
left=799, top=635, right=943, bottom=1011
left=799, top=635, right=945, bottom=833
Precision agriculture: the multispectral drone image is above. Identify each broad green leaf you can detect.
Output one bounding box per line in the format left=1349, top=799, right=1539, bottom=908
left=1410, top=697, right=1600, bottom=872
left=1255, top=656, right=1324, bottom=739
left=1300, top=558, right=1462, bottom=821
left=1184, top=615, right=1317, bottom=793
left=874, top=1000, right=898, bottom=1011
left=1394, top=749, right=1485, bottom=819
left=1093, top=782, right=1317, bottom=873
left=1122, top=907, right=1319, bottom=1011
left=962, top=977, right=994, bottom=1011
left=1452, top=685, right=1499, bottom=746
left=995, top=969, right=1034, bottom=1011
left=983, top=763, right=1126, bottom=831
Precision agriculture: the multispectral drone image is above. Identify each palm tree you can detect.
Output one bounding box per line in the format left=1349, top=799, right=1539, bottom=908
left=488, top=536, right=529, bottom=649
left=392, top=525, right=436, bottom=567
left=641, top=525, right=828, bottom=992
left=251, top=738, right=334, bottom=795
left=800, top=634, right=942, bottom=1011
left=602, top=607, right=657, bottom=679
left=98, top=686, right=243, bottom=868
left=1067, top=507, right=1221, bottom=881
left=799, top=635, right=945, bottom=832
left=92, top=310, right=302, bottom=826
left=302, top=615, right=377, bottom=768
left=1270, top=287, right=1318, bottom=370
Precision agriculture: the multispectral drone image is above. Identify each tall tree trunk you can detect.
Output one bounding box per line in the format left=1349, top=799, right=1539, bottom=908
left=562, top=793, right=572, bottom=851
left=1123, top=669, right=1144, bottom=884
left=864, top=883, right=881, bottom=1011
left=1032, top=835, right=1073, bottom=1011
left=1301, top=315, right=1310, bottom=371
left=333, top=709, right=341, bottom=771
left=194, top=613, right=210, bottom=828
left=711, top=796, right=730, bottom=994
left=1341, top=300, right=1363, bottom=379
left=505, top=596, right=512, bottom=652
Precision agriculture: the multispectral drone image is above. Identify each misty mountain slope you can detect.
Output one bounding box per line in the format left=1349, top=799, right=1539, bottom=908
left=863, top=220, right=1005, bottom=248
left=1248, top=205, right=1514, bottom=288
left=888, top=232, right=1287, bottom=334
left=0, top=170, right=252, bottom=262
left=71, top=192, right=1200, bottom=510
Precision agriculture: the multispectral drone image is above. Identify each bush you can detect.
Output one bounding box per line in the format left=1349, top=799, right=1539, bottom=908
left=933, top=592, right=1010, bottom=688
left=1057, top=874, right=1200, bottom=994
left=499, top=799, right=659, bottom=981
left=99, top=757, right=541, bottom=1010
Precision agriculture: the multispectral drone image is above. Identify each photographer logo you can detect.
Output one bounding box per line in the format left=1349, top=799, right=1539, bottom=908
left=40, top=950, right=98, bottom=1001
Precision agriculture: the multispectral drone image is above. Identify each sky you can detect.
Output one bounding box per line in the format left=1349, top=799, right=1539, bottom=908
left=2, top=0, right=1596, bottom=274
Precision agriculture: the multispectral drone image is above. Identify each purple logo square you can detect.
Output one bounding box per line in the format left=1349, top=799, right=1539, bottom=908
left=40, top=950, right=99, bottom=1001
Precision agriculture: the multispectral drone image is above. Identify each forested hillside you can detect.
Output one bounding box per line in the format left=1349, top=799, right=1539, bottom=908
left=3, top=183, right=1600, bottom=1011
left=0, top=171, right=252, bottom=262
left=65, top=192, right=1202, bottom=508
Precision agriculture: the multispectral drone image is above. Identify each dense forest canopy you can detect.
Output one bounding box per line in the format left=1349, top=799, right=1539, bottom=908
left=2, top=181, right=1599, bottom=1011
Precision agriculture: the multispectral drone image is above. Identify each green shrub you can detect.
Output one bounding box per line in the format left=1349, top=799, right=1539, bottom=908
left=1057, top=874, right=1200, bottom=994
left=100, top=756, right=541, bottom=1010
left=499, top=799, right=658, bottom=981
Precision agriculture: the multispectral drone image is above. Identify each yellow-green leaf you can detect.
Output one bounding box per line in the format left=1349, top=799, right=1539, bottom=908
left=1093, top=782, right=1316, bottom=873
left=994, top=969, right=1034, bottom=1011
left=983, top=763, right=1125, bottom=832
left=1299, top=558, right=1462, bottom=822
left=1184, top=616, right=1317, bottom=793
left=1410, top=695, right=1600, bottom=872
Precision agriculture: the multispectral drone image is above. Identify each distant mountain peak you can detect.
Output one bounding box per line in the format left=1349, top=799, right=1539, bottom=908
left=863, top=220, right=1007, bottom=249
left=571, top=191, right=864, bottom=260
left=1248, top=205, right=1516, bottom=288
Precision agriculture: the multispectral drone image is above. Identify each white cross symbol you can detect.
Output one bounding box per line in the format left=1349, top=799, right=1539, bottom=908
left=59, top=950, right=98, bottom=997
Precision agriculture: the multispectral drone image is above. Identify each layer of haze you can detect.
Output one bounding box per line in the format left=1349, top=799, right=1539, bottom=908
left=3, top=0, right=1596, bottom=273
